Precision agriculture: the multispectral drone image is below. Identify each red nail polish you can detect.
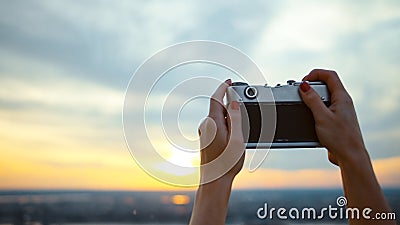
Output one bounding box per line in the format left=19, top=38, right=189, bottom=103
left=225, top=79, right=232, bottom=85
left=231, top=101, right=239, bottom=110
left=300, top=81, right=311, bottom=92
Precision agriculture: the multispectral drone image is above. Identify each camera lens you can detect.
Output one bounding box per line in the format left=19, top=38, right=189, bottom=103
left=244, top=86, right=257, bottom=99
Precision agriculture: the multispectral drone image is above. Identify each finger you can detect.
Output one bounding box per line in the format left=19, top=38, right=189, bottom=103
left=226, top=101, right=244, bottom=144
left=209, top=79, right=231, bottom=120
left=198, top=116, right=217, bottom=150
left=299, top=81, right=332, bottom=123
left=303, top=69, right=347, bottom=95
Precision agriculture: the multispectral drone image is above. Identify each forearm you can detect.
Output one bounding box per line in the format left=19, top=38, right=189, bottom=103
left=339, top=147, right=395, bottom=225
left=189, top=177, right=233, bottom=225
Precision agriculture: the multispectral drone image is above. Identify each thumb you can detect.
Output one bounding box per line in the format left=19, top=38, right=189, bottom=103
left=298, top=81, right=330, bottom=122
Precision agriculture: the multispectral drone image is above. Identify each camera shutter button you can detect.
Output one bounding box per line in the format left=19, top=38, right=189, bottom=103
left=287, top=80, right=296, bottom=85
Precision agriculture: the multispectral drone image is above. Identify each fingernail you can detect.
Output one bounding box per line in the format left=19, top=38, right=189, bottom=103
left=231, top=101, right=239, bottom=110
left=225, top=79, right=232, bottom=85
left=300, top=81, right=311, bottom=92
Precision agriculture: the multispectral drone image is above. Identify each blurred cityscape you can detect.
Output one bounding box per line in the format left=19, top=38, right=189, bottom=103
left=0, top=189, right=398, bottom=225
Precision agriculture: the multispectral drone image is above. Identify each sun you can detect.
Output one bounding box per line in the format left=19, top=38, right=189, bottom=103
left=153, top=145, right=201, bottom=177
left=167, top=146, right=200, bottom=167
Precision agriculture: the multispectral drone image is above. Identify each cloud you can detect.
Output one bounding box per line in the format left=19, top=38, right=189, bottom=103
left=0, top=1, right=200, bottom=88
left=235, top=156, right=400, bottom=189
left=250, top=0, right=400, bottom=82
left=372, top=156, right=400, bottom=187
left=1, top=0, right=399, bottom=190
left=0, top=75, right=123, bottom=117
left=245, top=0, right=400, bottom=167
left=255, top=2, right=344, bottom=54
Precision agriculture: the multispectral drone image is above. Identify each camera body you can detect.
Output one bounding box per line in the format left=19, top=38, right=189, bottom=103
left=226, top=80, right=330, bottom=148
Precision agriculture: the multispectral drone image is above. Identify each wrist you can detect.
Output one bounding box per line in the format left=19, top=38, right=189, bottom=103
left=199, top=167, right=238, bottom=187
left=337, top=146, right=371, bottom=171
left=191, top=174, right=234, bottom=225
left=199, top=175, right=234, bottom=191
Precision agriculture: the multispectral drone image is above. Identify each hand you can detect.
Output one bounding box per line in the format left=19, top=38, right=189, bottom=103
left=198, top=79, right=245, bottom=183
left=189, top=79, right=245, bottom=225
left=298, top=69, right=367, bottom=166
left=299, top=70, right=395, bottom=225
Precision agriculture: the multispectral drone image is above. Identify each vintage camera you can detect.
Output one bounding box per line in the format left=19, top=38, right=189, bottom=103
left=226, top=80, right=330, bottom=148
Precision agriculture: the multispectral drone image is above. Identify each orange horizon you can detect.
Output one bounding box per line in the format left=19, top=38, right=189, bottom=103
left=2, top=108, right=399, bottom=191
left=1, top=153, right=399, bottom=191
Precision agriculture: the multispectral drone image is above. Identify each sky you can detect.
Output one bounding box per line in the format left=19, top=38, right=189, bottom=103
left=0, top=0, right=400, bottom=190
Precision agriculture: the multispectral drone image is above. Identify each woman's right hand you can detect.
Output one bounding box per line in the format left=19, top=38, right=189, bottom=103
left=298, top=69, right=368, bottom=166
left=299, top=69, right=395, bottom=225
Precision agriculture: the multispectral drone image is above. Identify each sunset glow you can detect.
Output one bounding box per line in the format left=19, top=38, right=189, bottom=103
left=1, top=1, right=399, bottom=191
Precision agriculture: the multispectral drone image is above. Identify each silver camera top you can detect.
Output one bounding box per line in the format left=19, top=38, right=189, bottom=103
left=227, top=80, right=330, bottom=103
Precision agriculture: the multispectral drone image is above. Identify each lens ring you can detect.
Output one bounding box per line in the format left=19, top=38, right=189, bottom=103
left=244, top=86, right=258, bottom=99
